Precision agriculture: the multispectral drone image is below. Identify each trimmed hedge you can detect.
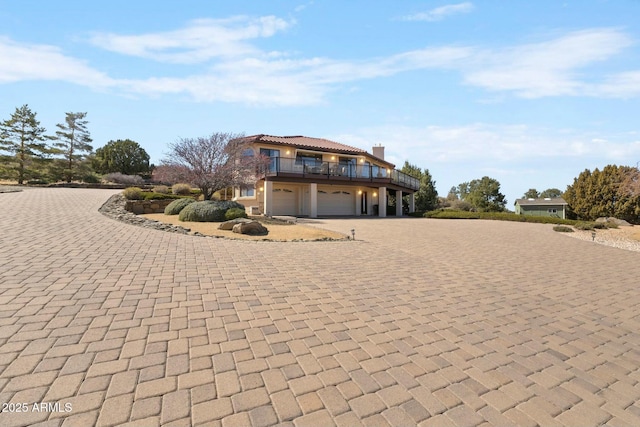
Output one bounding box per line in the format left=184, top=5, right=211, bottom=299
left=424, top=209, right=577, bottom=225
left=178, top=200, right=245, bottom=222
left=164, top=198, right=196, bottom=215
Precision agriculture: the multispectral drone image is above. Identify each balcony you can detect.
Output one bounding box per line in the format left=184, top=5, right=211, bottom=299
left=262, top=157, right=420, bottom=191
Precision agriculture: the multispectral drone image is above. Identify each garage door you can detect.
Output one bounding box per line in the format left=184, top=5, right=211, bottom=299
left=272, top=186, right=297, bottom=215
left=318, top=188, right=355, bottom=216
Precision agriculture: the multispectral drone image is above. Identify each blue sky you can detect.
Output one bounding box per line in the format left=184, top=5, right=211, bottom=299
left=2, top=0, right=640, bottom=205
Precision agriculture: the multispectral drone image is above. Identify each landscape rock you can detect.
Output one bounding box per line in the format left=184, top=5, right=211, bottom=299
left=99, top=194, right=192, bottom=235
left=232, top=221, right=268, bottom=236
left=218, top=218, right=253, bottom=230
left=596, top=217, right=631, bottom=226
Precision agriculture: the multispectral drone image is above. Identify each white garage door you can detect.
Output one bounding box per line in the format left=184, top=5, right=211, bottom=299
left=272, top=186, right=297, bottom=215
left=318, top=188, right=355, bottom=216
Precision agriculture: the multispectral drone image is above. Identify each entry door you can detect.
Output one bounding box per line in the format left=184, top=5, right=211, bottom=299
left=361, top=191, right=368, bottom=214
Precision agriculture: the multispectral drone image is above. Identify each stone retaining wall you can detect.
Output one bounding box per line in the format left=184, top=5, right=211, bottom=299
left=125, top=199, right=175, bottom=214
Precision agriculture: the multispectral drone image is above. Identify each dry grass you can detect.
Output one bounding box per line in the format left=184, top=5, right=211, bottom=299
left=141, top=213, right=348, bottom=241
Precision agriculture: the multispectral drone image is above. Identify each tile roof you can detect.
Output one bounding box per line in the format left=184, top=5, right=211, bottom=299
left=515, top=197, right=568, bottom=206
left=243, top=134, right=368, bottom=155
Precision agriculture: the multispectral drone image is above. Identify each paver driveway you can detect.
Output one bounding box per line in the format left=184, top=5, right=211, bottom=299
left=0, top=188, right=639, bottom=427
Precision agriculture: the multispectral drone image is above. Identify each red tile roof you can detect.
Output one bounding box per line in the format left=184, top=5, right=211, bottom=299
left=243, top=134, right=367, bottom=155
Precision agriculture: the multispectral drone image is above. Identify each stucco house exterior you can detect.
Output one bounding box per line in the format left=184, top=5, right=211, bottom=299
left=514, top=197, right=569, bottom=219
left=231, top=135, right=420, bottom=218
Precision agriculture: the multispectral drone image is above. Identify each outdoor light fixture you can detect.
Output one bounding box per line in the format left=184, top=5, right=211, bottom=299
left=591, top=231, right=596, bottom=241
left=351, top=229, right=355, bottom=240
left=373, top=192, right=377, bottom=197
left=358, top=190, right=362, bottom=195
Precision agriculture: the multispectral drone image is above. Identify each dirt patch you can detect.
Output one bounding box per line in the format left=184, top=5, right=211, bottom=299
left=141, top=213, right=348, bottom=241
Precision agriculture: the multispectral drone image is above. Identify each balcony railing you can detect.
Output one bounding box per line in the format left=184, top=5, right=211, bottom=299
left=262, top=157, right=420, bottom=190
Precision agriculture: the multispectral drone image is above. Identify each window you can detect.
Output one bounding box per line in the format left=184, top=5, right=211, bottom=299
left=548, top=208, right=557, bottom=213
left=296, top=152, right=322, bottom=166
left=260, top=148, right=280, bottom=172
left=240, top=186, right=255, bottom=197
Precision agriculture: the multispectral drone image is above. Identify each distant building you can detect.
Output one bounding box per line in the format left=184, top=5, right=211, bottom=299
left=514, top=197, right=568, bottom=219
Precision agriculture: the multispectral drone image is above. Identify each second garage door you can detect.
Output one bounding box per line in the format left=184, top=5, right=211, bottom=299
left=272, top=186, right=297, bottom=215
left=318, top=188, right=355, bottom=216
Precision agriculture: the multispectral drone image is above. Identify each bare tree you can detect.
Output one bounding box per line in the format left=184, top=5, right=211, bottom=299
left=161, top=132, right=269, bottom=200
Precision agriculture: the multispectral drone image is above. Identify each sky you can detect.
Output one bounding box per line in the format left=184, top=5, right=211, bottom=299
left=2, top=0, right=640, bottom=205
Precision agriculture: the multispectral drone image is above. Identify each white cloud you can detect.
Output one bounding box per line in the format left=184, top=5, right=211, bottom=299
left=88, top=16, right=293, bottom=64
left=1, top=21, right=639, bottom=106
left=462, top=28, right=635, bottom=98
left=401, top=2, right=474, bottom=22
left=0, top=37, right=114, bottom=87
left=329, top=123, right=640, bottom=166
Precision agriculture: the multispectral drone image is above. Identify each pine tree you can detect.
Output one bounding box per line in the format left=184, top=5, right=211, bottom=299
left=0, top=105, right=51, bottom=184
left=53, top=112, right=93, bottom=182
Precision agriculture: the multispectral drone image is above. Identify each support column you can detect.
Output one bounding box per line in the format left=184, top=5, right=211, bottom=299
left=263, top=181, right=273, bottom=217
left=379, top=187, right=387, bottom=217
left=310, top=183, right=318, bottom=218
left=396, top=190, right=403, bottom=217
left=355, top=190, right=361, bottom=216
left=409, top=193, right=415, bottom=213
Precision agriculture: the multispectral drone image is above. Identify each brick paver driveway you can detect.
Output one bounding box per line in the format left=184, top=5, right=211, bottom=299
left=1, top=188, right=639, bottom=426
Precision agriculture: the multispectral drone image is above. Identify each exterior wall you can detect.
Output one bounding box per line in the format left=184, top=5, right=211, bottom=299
left=517, top=204, right=566, bottom=219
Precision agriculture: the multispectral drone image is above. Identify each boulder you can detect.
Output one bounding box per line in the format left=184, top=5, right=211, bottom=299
left=596, top=217, right=631, bottom=226
left=218, top=218, right=253, bottom=230
left=232, top=221, right=268, bottom=236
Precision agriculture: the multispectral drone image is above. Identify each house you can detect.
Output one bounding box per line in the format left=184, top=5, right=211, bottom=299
left=232, top=135, right=420, bottom=218
left=514, top=197, right=569, bottom=219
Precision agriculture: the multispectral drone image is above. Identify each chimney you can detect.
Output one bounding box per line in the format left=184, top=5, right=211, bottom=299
left=372, top=144, right=385, bottom=160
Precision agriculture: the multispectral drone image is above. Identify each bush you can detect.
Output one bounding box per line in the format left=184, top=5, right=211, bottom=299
left=179, top=201, right=231, bottom=222
left=123, top=187, right=143, bottom=200
left=575, top=222, right=595, bottom=231
left=424, top=209, right=578, bottom=225
left=165, top=198, right=196, bottom=215
left=225, top=207, right=248, bottom=220
left=26, top=179, right=49, bottom=185
left=142, top=192, right=182, bottom=201
left=103, top=172, right=144, bottom=185
left=172, top=183, right=192, bottom=195
left=553, top=225, right=574, bottom=233
left=82, top=173, right=101, bottom=184
left=153, top=185, right=169, bottom=194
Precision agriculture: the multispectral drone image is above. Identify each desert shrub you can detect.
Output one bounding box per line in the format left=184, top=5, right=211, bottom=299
left=179, top=201, right=235, bottom=222
left=165, top=198, right=196, bottom=215
left=225, top=207, right=248, bottom=220
left=172, top=183, right=192, bottom=195
left=553, top=225, right=574, bottom=233
left=153, top=185, right=169, bottom=194
left=450, top=200, right=475, bottom=212
left=592, top=222, right=608, bottom=229
left=123, top=187, right=143, bottom=200
left=103, top=172, right=145, bottom=185
left=424, top=210, right=577, bottom=225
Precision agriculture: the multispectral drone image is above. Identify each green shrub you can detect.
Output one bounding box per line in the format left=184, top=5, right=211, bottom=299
left=575, top=222, right=595, bottom=230
left=172, top=183, right=192, bottom=195
left=592, top=222, right=608, bottom=229
left=26, top=179, right=49, bottom=185
left=553, top=225, right=574, bottom=233
left=164, top=198, right=195, bottom=215
left=424, top=210, right=577, bottom=225
left=142, top=192, right=182, bottom=201
left=123, top=187, right=143, bottom=200
left=153, top=185, right=169, bottom=194
left=225, top=207, right=248, bottom=220
left=82, top=173, right=101, bottom=184
left=178, top=200, right=243, bottom=222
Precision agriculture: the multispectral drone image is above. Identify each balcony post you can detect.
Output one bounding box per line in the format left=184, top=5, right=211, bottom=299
left=409, top=193, right=415, bottom=213
left=310, top=183, right=318, bottom=218
left=263, top=180, right=273, bottom=217
left=379, top=187, right=387, bottom=217
left=396, top=190, right=403, bottom=217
